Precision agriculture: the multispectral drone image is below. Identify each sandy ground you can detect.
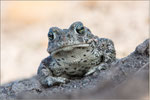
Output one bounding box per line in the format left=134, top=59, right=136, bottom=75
left=1, top=1, right=149, bottom=84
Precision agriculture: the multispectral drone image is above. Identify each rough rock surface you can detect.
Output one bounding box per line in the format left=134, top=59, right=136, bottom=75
left=0, top=39, right=149, bottom=100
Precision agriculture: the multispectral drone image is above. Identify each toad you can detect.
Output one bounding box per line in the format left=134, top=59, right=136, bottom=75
left=37, top=21, right=116, bottom=87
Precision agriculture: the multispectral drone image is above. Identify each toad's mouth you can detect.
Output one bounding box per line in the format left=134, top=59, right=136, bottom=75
left=51, top=44, right=90, bottom=56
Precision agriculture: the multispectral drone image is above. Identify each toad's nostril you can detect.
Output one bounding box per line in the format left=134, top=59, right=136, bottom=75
left=67, top=34, right=71, bottom=38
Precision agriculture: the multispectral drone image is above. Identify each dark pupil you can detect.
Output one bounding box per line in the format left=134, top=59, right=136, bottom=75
left=76, top=27, right=84, bottom=34
left=48, top=33, right=54, bottom=40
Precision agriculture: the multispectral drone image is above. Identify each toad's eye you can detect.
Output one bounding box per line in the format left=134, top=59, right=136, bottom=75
left=48, top=31, right=56, bottom=40
left=76, top=24, right=85, bottom=35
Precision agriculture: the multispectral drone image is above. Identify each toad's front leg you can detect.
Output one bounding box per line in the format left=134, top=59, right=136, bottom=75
left=37, top=56, right=68, bottom=87
left=85, top=63, right=109, bottom=76
left=85, top=38, right=116, bottom=76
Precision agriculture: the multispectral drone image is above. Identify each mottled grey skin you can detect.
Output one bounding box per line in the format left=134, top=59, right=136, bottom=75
left=37, top=21, right=116, bottom=87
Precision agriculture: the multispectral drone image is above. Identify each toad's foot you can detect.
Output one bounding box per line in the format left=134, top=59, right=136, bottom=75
left=85, top=63, right=108, bottom=76
left=44, top=76, right=69, bottom=87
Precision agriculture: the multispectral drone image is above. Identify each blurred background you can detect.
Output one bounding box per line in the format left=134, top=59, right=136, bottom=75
left=1, top=1, right=149, bottom=84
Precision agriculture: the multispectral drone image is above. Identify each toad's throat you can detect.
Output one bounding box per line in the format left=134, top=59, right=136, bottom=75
left=51, top=44, right=90, bottom=56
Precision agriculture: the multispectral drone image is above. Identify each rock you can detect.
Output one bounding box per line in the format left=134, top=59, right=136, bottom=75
left=135, top=39, right=149, bottom=55
left=0, top=39, right=149, bottom=100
